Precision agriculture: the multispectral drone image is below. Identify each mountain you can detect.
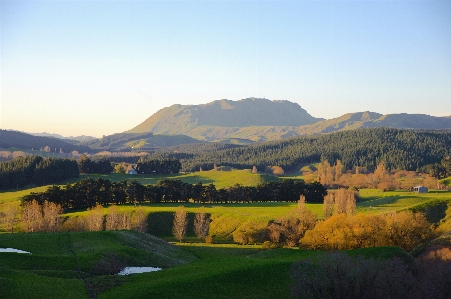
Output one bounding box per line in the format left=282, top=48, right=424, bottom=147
left=29, top=132, right=97, bottom=143
left=127, top=98, right=323, bottom=136
left=0, top=130, right=92, bottom=153
left=127, top=98, right=451, bottom=143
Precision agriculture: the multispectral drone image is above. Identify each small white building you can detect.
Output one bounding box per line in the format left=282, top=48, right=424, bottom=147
left=413, top=186, right=428, bottom=193
left=127, top=168, right=137, bottom=175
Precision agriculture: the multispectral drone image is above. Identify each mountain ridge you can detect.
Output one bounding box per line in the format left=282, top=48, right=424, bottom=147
left=126, top=98, right=451, bottom=143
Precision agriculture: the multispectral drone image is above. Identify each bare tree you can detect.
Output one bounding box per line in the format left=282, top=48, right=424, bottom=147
left=172, top=206, right=188, bottom=242
left=1, top=201, right=20, bottom=233
left=85, top=204, right=104, bottom=231
left=132, top=206, right=148, bottom=233
left=323, top=193, right=334, bottom=219
left=42, top=201, right=63, bottom=232
left=105, top=205, right=121, bottom=230
left=21, top=200, right=43, bottom=232
left=194, top=206, right=210, bottom=240
left=252, top=166, right=258, bottom=174
left=335, top=189, right=347, bottom=214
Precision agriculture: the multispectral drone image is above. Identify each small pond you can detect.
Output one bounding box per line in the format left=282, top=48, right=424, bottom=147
left=118, top=267, right=162, bottom=275
left=0, top=248, right=31, bottom=254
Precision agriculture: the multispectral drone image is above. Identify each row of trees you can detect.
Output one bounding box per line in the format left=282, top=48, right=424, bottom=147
left=172, top=206, right=211, bottom=242
left=315, top=160, right=444, bottom=190
left=0, top=156, right=79, bottom=190
left=148, top=128, right=451, bottom=173
left=21, top=178, right=327, bottom=210
left=0, top=200, right=148, bottom=233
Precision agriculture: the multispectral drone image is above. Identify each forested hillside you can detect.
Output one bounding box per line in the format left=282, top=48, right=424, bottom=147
left=0, top=156, right=79, bottom=190
left=148, top=128, right=451, bottom=172
left=0, top=130, right=92, bottom=153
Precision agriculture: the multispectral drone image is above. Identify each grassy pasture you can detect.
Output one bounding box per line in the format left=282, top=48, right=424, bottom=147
left=0, top=231, right=410, bottom=299
left=61, top=169, right=279, bottom=189
left=0, top=231, right=197, bottom=299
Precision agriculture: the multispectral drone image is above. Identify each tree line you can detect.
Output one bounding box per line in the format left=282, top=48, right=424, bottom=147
left=21, top=178, right=327, bottom=210
left=147, top=128, right=451, bottom=173
left=0, top=156, right=79, bottom=190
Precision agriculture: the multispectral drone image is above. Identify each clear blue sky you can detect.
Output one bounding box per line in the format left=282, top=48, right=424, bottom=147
left=1, top=0, right=450, bottom=137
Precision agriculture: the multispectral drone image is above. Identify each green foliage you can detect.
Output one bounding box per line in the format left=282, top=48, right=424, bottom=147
left=77, top=155, right=113, bottom=174
left=0, top=156, right=79, bottom=190
left=148, top=128, right=451, bottom=172
left=136, top=158, right=181, bottom=174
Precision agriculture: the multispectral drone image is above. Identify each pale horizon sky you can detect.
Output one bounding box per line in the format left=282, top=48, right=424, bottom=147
left=1, top=0, right=450, bottom=138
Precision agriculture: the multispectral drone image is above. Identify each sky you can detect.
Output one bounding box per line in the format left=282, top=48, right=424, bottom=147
left=1, top=0, right=450, bottom=137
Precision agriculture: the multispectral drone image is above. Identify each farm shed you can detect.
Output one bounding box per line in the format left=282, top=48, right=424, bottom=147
left=413, top=186, right=428, bottom=193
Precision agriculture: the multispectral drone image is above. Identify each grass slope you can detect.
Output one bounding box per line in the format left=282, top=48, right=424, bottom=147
left=98, top=244, right=410, bottom=299
left=61, top=169, right=278, bottom=189
left=0, top=231, right=197, bottom=299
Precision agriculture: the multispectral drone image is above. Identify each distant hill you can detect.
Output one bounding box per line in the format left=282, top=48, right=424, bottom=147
left=80, top=132, right=202, bottom=151
left=29, top=132, right=97, bottom=143
left=127, top=98, right=323, bottom=136
left=126, top=98, right=451, bottom=143
left=296, top=112, right=451, bottom=134
left=0, top=130, right=92, bottom=153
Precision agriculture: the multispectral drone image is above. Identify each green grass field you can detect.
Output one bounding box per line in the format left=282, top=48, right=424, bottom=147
left=61, top=169, right=279, bottom=189
left=0, top=231, right=410, bottom=299
left=2, top=171, right=450, bottom=238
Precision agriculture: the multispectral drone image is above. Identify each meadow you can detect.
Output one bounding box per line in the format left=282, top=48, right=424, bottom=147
left=1, top=170, right=450, bottom=298
left=0, top=231, right=410, bottom=299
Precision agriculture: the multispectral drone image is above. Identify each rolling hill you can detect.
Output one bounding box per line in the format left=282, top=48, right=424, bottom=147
left=126, top=98, right=451, bottom=143
left=0, top=130, right=92, bottom=153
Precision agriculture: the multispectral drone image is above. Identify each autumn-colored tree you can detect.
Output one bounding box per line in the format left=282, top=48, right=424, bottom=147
left=85, top=204, right=104, bottom=231
left=268, top=196, right=316, bottom=247
left=172, top=205, right=188, bottom=242
left=300, top=211, right=433, bottom=251
left=21, top=200, right=43, bottom=233
left=317, top=160, right=334, bottom=186
left=42, top=201, right=63, bottom=232
left=131, top=206, right=148, bottom=233
left=1, top=201, right=20, bottom=233
left=381, top=211, right=432, bottom=251
left=323, top=193, right=334, bottom=219
left=105, top=205, right=121, bottom=230
left=194, top=206, right=210, bottom=240
left=334, top=159, right=344, bottom=181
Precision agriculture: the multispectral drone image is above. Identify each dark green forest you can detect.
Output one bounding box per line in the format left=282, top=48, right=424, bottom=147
left=136, top=158, right=182, bottom=174
left=148, top=128, right=451, bottom=173
left=0, top=156, right=79, bottom=190
left=22, top=178, right=326, bottom=210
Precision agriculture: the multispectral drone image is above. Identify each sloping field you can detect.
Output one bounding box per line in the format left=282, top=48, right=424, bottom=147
left=0, top=231, right=410, bottom=299
left=0, top=231, right=197, bottom=299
